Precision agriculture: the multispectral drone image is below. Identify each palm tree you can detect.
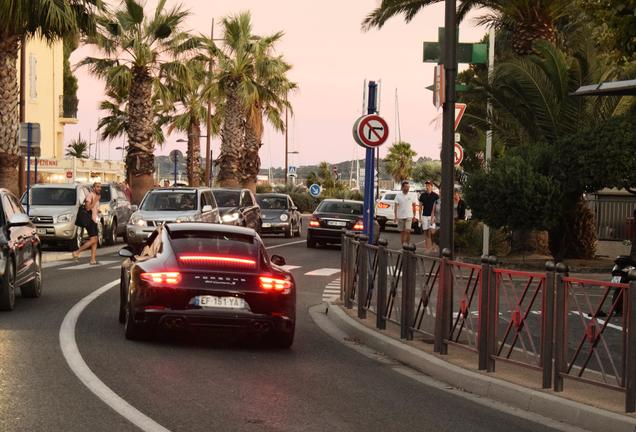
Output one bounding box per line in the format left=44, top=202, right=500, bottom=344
left=80, top=0, right=196, bottom=204
left=362, top=0, right=573, bottom=55
left=163, top=58, right=219, bottom=187
left=65, top=136, right=89, bottom=159
left=384, top=141, right=417, bottom=183
left=0, top=0, right=100, bottom=195
left=242, top=38, right=296, bottom=192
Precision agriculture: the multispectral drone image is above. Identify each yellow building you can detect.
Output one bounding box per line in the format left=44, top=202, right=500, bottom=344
left=17, top=37, right=76, bottom=160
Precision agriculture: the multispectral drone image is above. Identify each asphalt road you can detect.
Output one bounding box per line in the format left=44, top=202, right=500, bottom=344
left=0, top=227, right=561, bottom=432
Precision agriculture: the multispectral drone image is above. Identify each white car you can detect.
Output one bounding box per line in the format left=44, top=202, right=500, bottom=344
left=375, top=191, right=423, bottom=234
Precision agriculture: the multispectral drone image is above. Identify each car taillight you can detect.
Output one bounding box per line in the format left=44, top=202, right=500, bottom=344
left=259, top=276, right=292, bottom=292
left=178, top=255, right=256, bottom=268
left=140, top=272, right=182, bottom=286
left=309, top=217, right=320, bottom=227
left=353, top=220, right=364, bottom=231
left=377, top=202, right=391, bottom=209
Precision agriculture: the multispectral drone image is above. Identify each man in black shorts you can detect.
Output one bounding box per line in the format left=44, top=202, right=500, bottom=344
left=418, top=181, right=439, bottom=251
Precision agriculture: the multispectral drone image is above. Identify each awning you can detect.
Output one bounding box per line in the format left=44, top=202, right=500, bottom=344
left=572, top=79, right=636, bottom=96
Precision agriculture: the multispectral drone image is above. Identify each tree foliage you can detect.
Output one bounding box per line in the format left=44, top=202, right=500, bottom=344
left=65, top=136, right=89, bottom=159
left=384, top=141, right=416, bottom=183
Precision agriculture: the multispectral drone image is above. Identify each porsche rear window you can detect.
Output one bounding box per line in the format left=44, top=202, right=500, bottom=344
left=169, top=230, right=257, bottom=258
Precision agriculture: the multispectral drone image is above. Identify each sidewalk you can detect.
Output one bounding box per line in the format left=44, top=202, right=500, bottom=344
left=42, top=244, right=122, bottom=263
left=320, top=302, right=636, bottom=432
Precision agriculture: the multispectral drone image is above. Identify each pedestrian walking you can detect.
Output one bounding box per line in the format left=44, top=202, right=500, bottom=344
left=454, top=189, right=466, bottom=220
left=394, top=180, right=417, bottom=245
left=418, top=181, right=439, bottom=251
left=163, top=179, right=170, bottom=188
left=122, top=179, right=132, bottom=202
left=72, top=182, right=101, bottom=265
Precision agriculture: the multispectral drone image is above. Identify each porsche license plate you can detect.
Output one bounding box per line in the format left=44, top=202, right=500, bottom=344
left=194, top=296, right=246, bottom=309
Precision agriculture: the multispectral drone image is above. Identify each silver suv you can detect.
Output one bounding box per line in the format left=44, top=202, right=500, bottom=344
left=22, top=183, right=104, bottom=250
left=126, top=187, right=220, bottom=252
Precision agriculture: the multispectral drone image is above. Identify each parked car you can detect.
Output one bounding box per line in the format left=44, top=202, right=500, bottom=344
left=256, top=193, right=301, bottom=238
left=0, top=188, right=43, bottom=310
left=307, top=199, right=379, bottom=248
left=126, top=187, right=219, bottom=253
left=22, top=183, right=105, bottom=250
left=375, top=190, right=423, bottom=234
left=212, top=188, right=262, bottom=232
left=117, top=223, right=295, bottom=347
left=100, top=183, right=133, bottom=245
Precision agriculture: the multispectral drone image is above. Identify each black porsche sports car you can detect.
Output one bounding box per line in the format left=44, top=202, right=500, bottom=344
left=118, top=222, right=295, bottom=347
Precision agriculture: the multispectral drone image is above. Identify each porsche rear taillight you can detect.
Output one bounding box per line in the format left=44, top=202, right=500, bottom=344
left=309, top=217, right=320, bottom=227
left=259, top=276, right=292, bottom=293
left=140, top=272, right=182, bottom=286
left=178, top=255, right=256, bottom=268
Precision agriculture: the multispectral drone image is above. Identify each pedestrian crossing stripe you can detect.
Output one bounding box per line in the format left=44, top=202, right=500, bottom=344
left=281, top=265, right=301, bottom=271
left=322, top=278, right=342, bottom=302
left=60, top=260, right=117, bottom=270
left=305, top=268, right=340, bottom=276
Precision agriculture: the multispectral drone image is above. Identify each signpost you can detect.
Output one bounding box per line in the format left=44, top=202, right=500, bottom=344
left=309, top=183, right=321, bottom=198
left=169, top=150, right=182, bottom=186
left=433, top=64, right=445, bottom=110
left=20, top=123, right=41, bottom=215
left=352, top=81, right=389, bottom=243
left=454, top=103, right=467, bottom=130
left=454, top=143, right=464, bottom=166
left=288, top=165, right=297, bottom=177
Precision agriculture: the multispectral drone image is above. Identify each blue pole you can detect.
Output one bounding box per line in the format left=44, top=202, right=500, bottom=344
left=363, top=82, right=378, bottom=243
left=26, top=123, right=32, bottom=215
left=34, top=157, right=38, bottom=185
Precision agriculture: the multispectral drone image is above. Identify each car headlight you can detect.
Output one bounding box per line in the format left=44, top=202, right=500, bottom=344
left=56, top=213, right=73, bottom=224
left=176, top=215, right=194, bottom=223
left=222, top=213, right=240, bottom=223
left=280, top=213, right=289, bottom=222
left=130, top=213, right=147, bottom=227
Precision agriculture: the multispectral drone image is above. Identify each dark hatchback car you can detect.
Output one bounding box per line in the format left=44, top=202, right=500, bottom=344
left=118, top=223, right=295, bottom=347
left=212, top=188, right=261, bottom=232
left=306, top=199, right=365, bottom=248
left=0, top=189, right=43, bottom=311
left=256, top=193, right=301, bottom=238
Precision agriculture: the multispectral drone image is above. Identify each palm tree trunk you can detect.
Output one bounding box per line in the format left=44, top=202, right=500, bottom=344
left=126, top=67, right=155, bottom=205
left=241, top=121, right=262, bottom=193
left=217, top=83, right=242, bottom=188
left=0, top=35, right=21, bottom=196
left=187, top=119, right=202, bottom=187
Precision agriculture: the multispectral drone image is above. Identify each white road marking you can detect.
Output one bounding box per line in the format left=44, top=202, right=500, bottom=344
left=570, top=310, right=623, bottom=331
left=305, top=268, right=340, bottom=276
left=109, top=265, right=122, bottom=270
left=58, top=237, right=305, bottom=431
left=266, top=239, right=305, bottom=250
left=60, top=280, right=171, bottom=432
left=43, top=261, right=65, bottom=269
left=281, top=265, right=301, bottom=271
left=322, top=278, right=342, bottom=302
left=61, top=261, right=117, bottom=270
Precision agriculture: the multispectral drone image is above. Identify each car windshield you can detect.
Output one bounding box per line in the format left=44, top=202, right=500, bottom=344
left=317, top=201, right=363, bottom=215
left=257, top=196, right=287, bottom=210
left=169, top=230, right=258, bottom=265
left=383, top=193, right=396, bottom=200
left=141, top=191, right=197, bottom=211
left=213, top=190, right=241, bottom=208
left=100, top=186, right=111, bottom=203
left=25, top=188, right=77, bottom=206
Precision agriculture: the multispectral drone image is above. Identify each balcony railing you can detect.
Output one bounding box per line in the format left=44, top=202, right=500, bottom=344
left=59, top=94, right=78, bottom=119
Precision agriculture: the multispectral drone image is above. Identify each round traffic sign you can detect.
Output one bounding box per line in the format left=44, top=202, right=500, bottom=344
left=353, top=114, right=389, bottom=149
left=454, top=143, right=464, bottom=166
left=309, top=184, right=321, bottom=198
left=169, top=149, right=183, bottom=163
left=66, top=170, right=73, bottom=179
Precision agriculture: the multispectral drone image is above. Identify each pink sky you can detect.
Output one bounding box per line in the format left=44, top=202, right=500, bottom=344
left=66, top=0, right=487, bottom=168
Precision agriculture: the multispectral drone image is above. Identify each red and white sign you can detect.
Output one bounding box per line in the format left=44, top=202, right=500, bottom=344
left=354, top=114, right=389, bottom=149
left=454, top=143, right=464, bottom=166
left=455, top=103, right=467, bottom=130
left=66, top=170, right=73, bottom=179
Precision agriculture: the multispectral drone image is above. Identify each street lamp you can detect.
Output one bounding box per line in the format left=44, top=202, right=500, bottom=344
left=176, top=136, right=212, bottom=186
left=115, top=146, right=128, bottom=159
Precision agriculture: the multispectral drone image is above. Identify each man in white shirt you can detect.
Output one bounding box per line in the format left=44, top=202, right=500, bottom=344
left=394, top=180, right=417, bottom=245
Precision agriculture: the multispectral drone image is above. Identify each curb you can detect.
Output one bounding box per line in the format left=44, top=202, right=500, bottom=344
left=326, top=304, right=636, bottom=432
left=42, top=245, right=122, bottom=263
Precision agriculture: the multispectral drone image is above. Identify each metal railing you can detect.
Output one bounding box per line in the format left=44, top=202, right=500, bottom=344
left=587, top=194, right=636, bottom=240
left=340, top=233, right=636, bottom=412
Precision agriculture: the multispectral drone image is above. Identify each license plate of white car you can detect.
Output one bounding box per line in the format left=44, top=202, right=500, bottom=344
left=328, top=221, right=347, bottom=227
left=611, top=276, right=623, bottom=284
left=195, top=296, right=246, bottom=309
left=262, top=223, right=272, bottom=228
left=36, top=228, right=46, bottom=235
